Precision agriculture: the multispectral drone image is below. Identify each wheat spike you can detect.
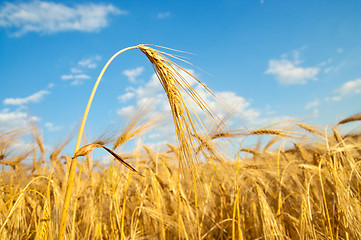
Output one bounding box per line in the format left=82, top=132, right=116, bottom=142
left=113, top=106, right=162, bottom=150
left=36, top=186, right=50, bottom=240
left=293, top=142, right=307, bottom=161
left=193, top=133, right=223, bottom=163
left=337, top=112, right=361, bottom=125
left=263, top=136, right=282, bottom=153
left=249, top=129, right=292, bottom=137
left=139, top=45, right=213, bottom=169
left=297, top=123, right=324, bottom=136
left=240, top=148, right=258, bottom=155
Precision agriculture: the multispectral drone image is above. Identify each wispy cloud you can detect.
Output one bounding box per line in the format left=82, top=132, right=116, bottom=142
left=0, top=108, right=39, bottom=130
left=123, top=66, right=144, bottom=83
left=0, top=1, right=126, bottom=37
left=305, top=99, right=320, bottom=109
left=336, top=78, right=361, bottom=95
left=78, top=56, right=101, bottom=69
left=324, top=96, right=341, bottom=102
left=0, top=108, right=26, bottom=124
left=61, top=55, right=101, bottom=85
left=61, top=74, right=91, bottom=86
left=44, top=122, right=61, bottom=132
left=117, top=91, right=135, bottom=102
left=3, top=90, right=49, bottom=105
left=265, top=50, right=320, bottom=85
left=324, top=67, right=334, bottom=74
left=157, top=11, right=170, bottom=19
left=325, top=78, right=361, bottom=102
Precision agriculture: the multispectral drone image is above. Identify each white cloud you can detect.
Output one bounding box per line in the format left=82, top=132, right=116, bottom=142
left=0, top=1, right=126, bottom=37
left=61, top=73, right=91, bottom=85
left=312, top=109, right=319, bottom=118
left=337, top=78, right=361, bottom=95
left=3, top=90, right=49, bottom=105
left=71, top=67, right=82, bottom=74
left=318, top=58, right=332, bottom=67
left=265, top=50, right=320, bottom=85
left=78, top=55, right=101, bottom=69
left=337, top=48, right=344, bottom=53
left=324, top=78, right=361, bottom=102
left=206, top=91, right=261, bottom=123
left=123, top=67, right=144, bottom=83
left=324, top=67, right=334, bottom=74
left=317, top=58, right=334, bottom=74
left=266, top=59, right=319, bottom=85
left=62, top=55, right=101, bottom=85
left=117, top=105, right=137, bottom=118
left=305, top=99, right=320, bottom=109
left=157, top=11, right=170, bottom=19
left=117, top=92, right=135, bottom=102
left=61, top=74, right=74, bottom=80
left=325, top=96, right=342, bottom=102
left=0, top=108, right=26, bottom=123
left=44, top=122, right=61, bottom=132
left=0, top=108, right=39, bottom=130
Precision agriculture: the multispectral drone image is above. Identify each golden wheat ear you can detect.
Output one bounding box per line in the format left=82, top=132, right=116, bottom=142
left=337, top=112, right=361, bottom=125
left=138, top=45, right=216, bottom=169
left=113, top=105, right=163, bottom=150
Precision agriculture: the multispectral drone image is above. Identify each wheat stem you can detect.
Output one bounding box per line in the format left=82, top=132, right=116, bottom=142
left=58, top=45, right=139, bottom=240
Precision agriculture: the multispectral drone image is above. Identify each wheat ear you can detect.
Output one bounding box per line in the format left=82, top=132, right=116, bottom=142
left=337, top=112, right=361, bottom=125
left=59, top=44, right=214, bottom=239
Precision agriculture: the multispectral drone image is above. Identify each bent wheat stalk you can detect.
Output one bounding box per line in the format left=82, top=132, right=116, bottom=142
left=58, top=44, right=214, bottom=239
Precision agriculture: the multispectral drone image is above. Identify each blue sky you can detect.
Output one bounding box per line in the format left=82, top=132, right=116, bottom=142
left=1, top=0, right=360, bottom=154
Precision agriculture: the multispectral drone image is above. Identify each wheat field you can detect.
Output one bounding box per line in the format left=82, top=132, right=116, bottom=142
left=1, top=45, right=361, bottom=239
